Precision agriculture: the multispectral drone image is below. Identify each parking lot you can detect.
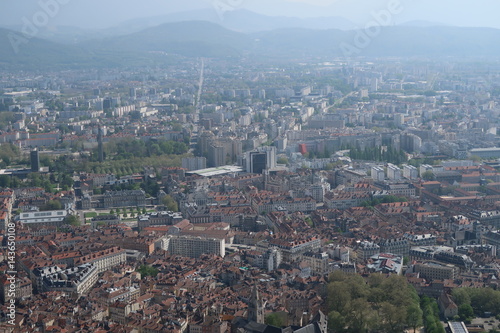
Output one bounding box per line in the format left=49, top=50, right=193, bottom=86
left=470, top=317, right=500, bottom=332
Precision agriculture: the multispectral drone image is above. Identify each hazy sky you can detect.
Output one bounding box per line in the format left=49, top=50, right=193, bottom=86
left=1, top=0, right=500, bottom=29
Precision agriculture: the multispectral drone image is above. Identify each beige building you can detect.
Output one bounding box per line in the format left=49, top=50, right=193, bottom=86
left=168, top=235, right=225, bottom=258
left=414, top=261, right=459, bottom=281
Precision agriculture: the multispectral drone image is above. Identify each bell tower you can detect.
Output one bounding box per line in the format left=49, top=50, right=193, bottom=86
left=248, top=284, right=264, bottom=324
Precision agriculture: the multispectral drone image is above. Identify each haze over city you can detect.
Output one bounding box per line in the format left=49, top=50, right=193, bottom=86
left=2, top=0, right=500, bottom=29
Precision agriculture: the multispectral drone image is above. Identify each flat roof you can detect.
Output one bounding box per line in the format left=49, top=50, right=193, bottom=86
left=470, top=147, right=500, bottom=152
left=187, top=165, right=243, bottom=177
left=448, top=322, right=469, bottom=333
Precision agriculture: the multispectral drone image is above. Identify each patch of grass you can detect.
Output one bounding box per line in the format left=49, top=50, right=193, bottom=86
left=84, top=212, right=97, bottom=218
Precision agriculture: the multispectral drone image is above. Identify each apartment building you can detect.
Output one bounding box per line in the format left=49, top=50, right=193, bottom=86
left=168, top=235, right=225, bottom=258
left=74, top=246, right=127, bottom=273
left=414, top=261, right=459, bottom=281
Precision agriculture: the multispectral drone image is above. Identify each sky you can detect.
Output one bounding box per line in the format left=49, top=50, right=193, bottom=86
left=1, top=0, right=500, bottom=30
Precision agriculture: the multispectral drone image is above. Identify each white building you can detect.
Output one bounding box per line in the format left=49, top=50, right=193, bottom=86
left=403, top=165, right=418, bottom=180
left=371, top=166, right=385, bottom=182
left=17, top=210, right=69, bottom=227
left=168, top=235, right=225, bottom=258
left=387, top=163, right=402, bottom=181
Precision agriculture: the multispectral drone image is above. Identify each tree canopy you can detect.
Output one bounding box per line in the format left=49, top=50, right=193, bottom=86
left=452, top=287, right=500, bottom=317
left=327, top=271, right=422, bottom=333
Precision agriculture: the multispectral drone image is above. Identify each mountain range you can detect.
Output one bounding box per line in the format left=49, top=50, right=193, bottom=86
left=0, top=9, right=361, bottom=45
left=1, top=18, right=500, bottom=70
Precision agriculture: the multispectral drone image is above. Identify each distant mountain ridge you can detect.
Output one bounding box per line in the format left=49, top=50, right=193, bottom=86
left=2, top=22, right=500, bottom=70
left=0, top=27, right=92, bottom=69
left=81, top=21, right=253, bottom=58
left=0, top=9, right=358, bottom=44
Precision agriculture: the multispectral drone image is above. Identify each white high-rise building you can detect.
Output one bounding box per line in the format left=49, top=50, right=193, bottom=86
left=403, top=165, right=418, bottom=180
left=387, top=163, right=402, bottom=180
left=371, top=166, right=385, bottom=181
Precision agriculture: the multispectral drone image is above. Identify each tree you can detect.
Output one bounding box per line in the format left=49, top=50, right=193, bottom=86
left=65, top=214, right=80, bottom=226
left=265, top=313, right=286, bottom=327
left=344, top=298, right=376, bottom=333
left=380, top=301, right=406, bottom=333
left=406, top=304, right=423, bottom=333
left=328, top=281, right=351, bottom=313
left=328, top=271, right=421, bottom=333
left=452, top=288, right=471, bottom=307
left=328, top=311, right=346, bottom=332
left=162, top=195, right=178, bottom=212
left=277, top=157, right=289, bottom=165
left=458, top=303, right=474, bottom=322
left=0, top=175, right=10, bottom=187
left=422, top=171, right=436, bottom=181
left=137, top=265, right=159, bottom=277
left=470, top=155, right=481, bottom=162
left=41, top=200, right=63, bottom=211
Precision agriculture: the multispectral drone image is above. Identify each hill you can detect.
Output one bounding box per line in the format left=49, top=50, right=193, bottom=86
left=0, top=28, right=92, bottom=69
left=2, top=23, right=500, bottom=69
left=82, top=21, right=253, bottom=58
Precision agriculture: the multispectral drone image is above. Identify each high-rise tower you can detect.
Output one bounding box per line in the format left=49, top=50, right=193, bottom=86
left=30, top=149, right=40, bottom=172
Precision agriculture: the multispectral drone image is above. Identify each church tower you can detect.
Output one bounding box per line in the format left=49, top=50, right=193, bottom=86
left=248, top=284, right=264, bottom=324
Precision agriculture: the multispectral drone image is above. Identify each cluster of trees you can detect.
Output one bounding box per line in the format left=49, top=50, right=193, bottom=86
left=421, top=171, right=436, bottom=181
left=110, top=206, right=147, bottom=218
left=327, top=271, right=422, bottom=333
left=360, top=195, right=408, bottom=208
left=44, top=99, right=65, bottom=111
left=265, top=312, right=288, bottom=327
left=348, top=145, right=407, bottom=165
left=421, top=296, right=445, bottom=333
left=161, top=194, right=178, bottom=212
left=50, top=153, right=185, bottom=177
left=137, top=265, right=159, bottom=277
left=100, top=177, right=160, bottom=198
left=407, top=157, right=441, bottom=168
left=0, top=172, right=74, bottom=193
left=26, top=173, right=56, bottom=193
left=65, top=215, right=80, bottom=226
left=110, top=207, right=147, bottom=215
left=305, top=148, right=333, bottom=159
left=0, top=175, right=22, bottom=188
left=41, top=200, right=62, bottom=211
left=106, top=138, right=188, bottom=161
left=87, top=158, right=156, bottom=176
left=452, top=287, right=500, bottom=318
left=0, top=143, right=20, bottom=166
